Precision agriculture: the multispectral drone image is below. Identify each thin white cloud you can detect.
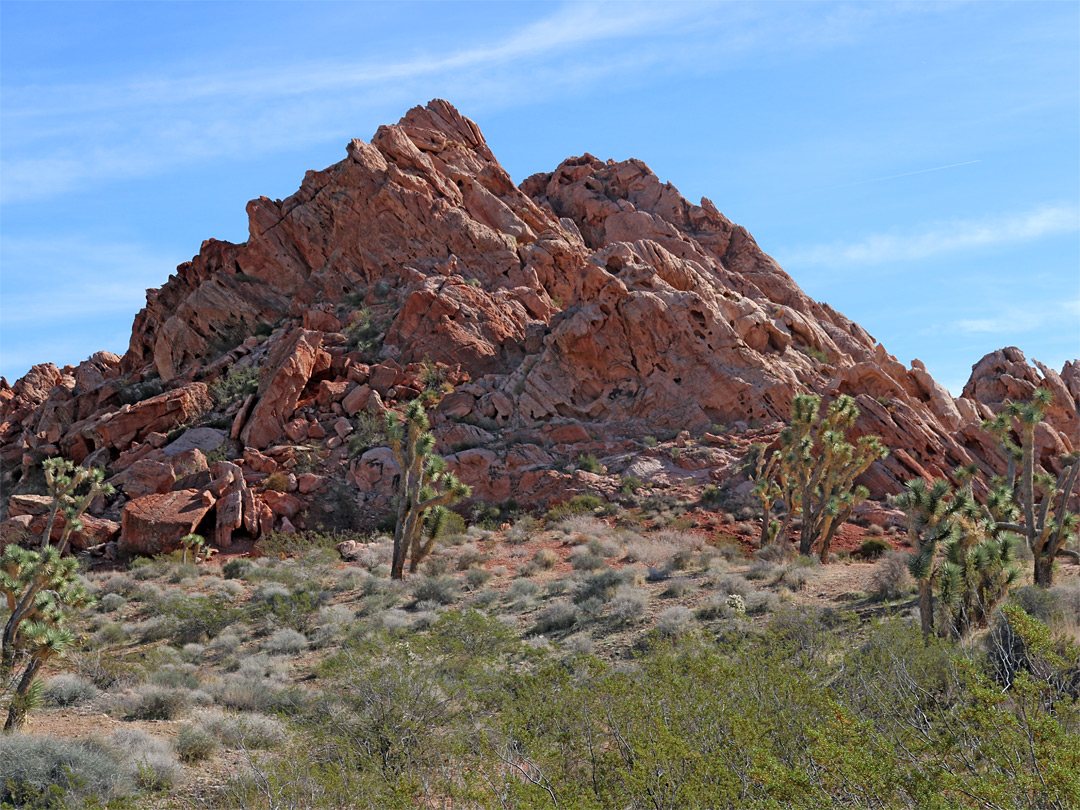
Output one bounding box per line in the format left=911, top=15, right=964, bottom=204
left=0, top=1, right=935, bottom=204
left=783, top=204, right=1080, bottom=266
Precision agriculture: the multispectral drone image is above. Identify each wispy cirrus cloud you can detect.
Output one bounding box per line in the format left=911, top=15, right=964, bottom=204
left=0, top=3, right=705, bottom=204
left=781, top=203, right=1080, bottom=266
left=0, top=1, right=934, bottom=205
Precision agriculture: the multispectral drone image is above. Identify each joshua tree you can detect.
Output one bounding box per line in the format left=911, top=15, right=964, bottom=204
left=893, top=478, right=963, bottom=639
left=1, top=458, right=106, bottom=731
left=180, top=533, right=206, bottom=565
left=1, top=546, right=92, bottom=731
left=749, top=447, right=788, bottom=551
left=982, top=389, right=1080, bottom=587
left=895, top=468, right=1023, bottom=640
left=770, top=394, right=887, bottom=563
left=387, top=401, right=471, bottom=580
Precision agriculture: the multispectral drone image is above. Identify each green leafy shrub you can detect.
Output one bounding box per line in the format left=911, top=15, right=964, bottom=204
left=545, top=495, right=604, bottom=523
left=700, top=485, right=724, bottom=507
left=577, top=454, right=603, bottom=473
left=209, top=365, right=259, bottom=405
left=859, top=537, right=891, bottom=559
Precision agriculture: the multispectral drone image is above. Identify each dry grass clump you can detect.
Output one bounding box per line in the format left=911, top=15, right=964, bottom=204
left=532, top=600, right=579, bottom=634
left=109, top=728, right=180, bottom=791
left=194, top=709, right=286, bottom=749
left=654, top=606, right=695, bottom=638
left=115, top=684, right=202, bottom=720
left=262, top=627, right=308, bottom=655
left=871, top=551, right=914, bottom=600
left=42, top=672, right=99, bottom=707
left=609, top=586, right=648, bottom=624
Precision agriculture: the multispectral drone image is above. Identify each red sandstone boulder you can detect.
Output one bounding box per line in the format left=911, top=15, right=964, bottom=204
left=241, top=329, right=325, bottom=449
left=119, top=489, right=216, bottom=556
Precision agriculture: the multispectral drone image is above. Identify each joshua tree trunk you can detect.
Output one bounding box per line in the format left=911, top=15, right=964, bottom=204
left=917, top=578, right=934, bottom=640
left=4, top=656, right=42, bottom=732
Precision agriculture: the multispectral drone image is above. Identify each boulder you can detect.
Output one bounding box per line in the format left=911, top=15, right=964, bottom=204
left=119, top=489, right=215, bottom=556
left=241, top=329, right=325, bottom=449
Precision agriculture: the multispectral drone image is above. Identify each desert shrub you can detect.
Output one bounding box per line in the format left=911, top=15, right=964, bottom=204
left=210, top=365, right=259, bottom=406
left=859, top=537, right=891, bottom=559
left=700, top=485, right=724, bottom=508
left=574, top=569, right=629, bottom=605
left=149, top=664, right=201, bottom=690
left=98, top=592, right=127, bottom=613
left=264, top=471, right=291, bottom=492
left=121, top=684, right=192, bottom=720
left=643, top=435, right=659, bottom=448
left=609, top=586, right=648, bottom=624
left=570, top=550, right=606, bottom=572
left=222, top=558, right=252, bottom=579
left=531, top=548, right=559, bottom=570
left=745, top=560, right=780, bottom=581
left=533, top=600, right=579, bottom=634
left=587, top=536, right=622, bottom=558
left=181, top=642, right=206, bottom=663
left=506, top=578, right=539, bottom=603
left=866, top=523, right=885, bottom=537
left=744, top=590, right=781, bottom=615
left=564, top=634, right=595, bottom=655
left=41, top=673, right=99, bottom=707
left=252, top=586, right=325, bottom=633
left=109, top=728, right=180, bottom=791
left=465, top=568, right=492, bottom=590
left=872, top=551, right=914, bottom=600
left=411, top=575, right=460, bottom=606
left=710, top=573, right=754, bottom=598
left=453, top=543, right=486, bottom=570
left=176, top=724, right=219, bottom=763
left=654, top=606, right=695, bottom=638
left=197, top=710, right=286, bottom=749
left=577, top=453, right=603, bottom=473
left=0, top=734, right=131, bottom=807
left=506, top=516, right=539, bottom=545
left=262, top=628, right=308, bottom=655
left=662, top=577, right=695, bottom=598
left=153, top=593, right=245, bottom=644
left=754, top=544, right=790, bottom=564
left=545, top=495, right=604, bottom=523
left=620, top=476, right=643, bottom=496
left=380, top=609, right=411, bottom=632
left=91, top=622, right=128, bottom=648
left=207, top=630, right=243, bottom=657
left=775, top=565, right=812, bottom=593
left=698, top=593, right=748, bottom=621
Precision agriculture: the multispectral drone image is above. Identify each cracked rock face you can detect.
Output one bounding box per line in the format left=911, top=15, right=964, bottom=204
left=2, top=100, right=1077, bottom=550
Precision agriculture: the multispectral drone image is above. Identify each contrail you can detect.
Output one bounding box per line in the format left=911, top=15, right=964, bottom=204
left=850, top=160, right=981, bottom=186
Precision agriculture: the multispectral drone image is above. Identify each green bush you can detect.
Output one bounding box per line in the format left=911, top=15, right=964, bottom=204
left=209, top=365, right=259, bottom=405
left=545, top=495, right=604, bottom=523
left=577, top=454, right=603, bottom=473
left=700, top=485, right=724, bottom=507
left=858, top=537, right=891, bottom=559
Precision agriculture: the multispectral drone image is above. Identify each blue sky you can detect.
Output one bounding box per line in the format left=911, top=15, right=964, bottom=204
left=2, top=1, right=1077, bottom=394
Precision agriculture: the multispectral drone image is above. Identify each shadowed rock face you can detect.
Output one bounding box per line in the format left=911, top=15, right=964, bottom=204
left=2, top=100, right=1076, bottom=549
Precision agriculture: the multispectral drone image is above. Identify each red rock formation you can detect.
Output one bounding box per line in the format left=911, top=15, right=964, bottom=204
left=2, top=100, right=1076, bottom=551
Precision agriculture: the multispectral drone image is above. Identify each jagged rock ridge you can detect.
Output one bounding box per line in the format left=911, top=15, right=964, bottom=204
left=2, top=100, right=1077, bottom=553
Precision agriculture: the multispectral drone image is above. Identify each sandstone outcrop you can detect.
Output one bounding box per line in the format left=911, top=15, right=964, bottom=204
left=2, top=100, right=1076, bottom=553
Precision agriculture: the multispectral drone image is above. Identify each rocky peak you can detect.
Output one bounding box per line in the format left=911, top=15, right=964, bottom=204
left=2, top=100, right=1076, bottom=554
